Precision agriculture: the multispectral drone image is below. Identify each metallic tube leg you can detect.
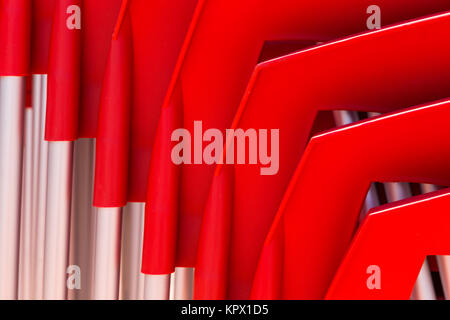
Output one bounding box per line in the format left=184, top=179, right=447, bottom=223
left=68, top=138, right=96, bottom=300
left=421, top=184, right=440, bottom=195
left=359, top=184, right=380, bottom=223
left=174, top=267, right=194, bottom=300
left=437, top=256, right=450, bottom=300
left=29, top=74, right=43, bottom=299
left=31, top=75, right=43, bottom=223
left=362, top=185, right=379, bottom=212
left=137, top=208, right=146, bottom=300
left=43, top=142, right=74, bottom=300
left=170, top=273, right=175, bottom=300
left=93, top=207, right=123, bottom=300
left=34, top=75, right=48, bottom=299
left=384, top=182, right=412, bottom=203
left=332, top=110, right=359, bottom=127
left=0, top=76, right=25, bottom=300
left=411, top=260, right=436, bottom=300
left=144, top=275, right=171, bottom=300
left=120, top=203, right=145, bottom=300
left=19, top=108, right=33, bottom=299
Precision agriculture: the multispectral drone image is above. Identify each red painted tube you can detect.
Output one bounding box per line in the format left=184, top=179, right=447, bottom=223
left=93, top=2, right=133, bottom=208
left=45, top=0, right=82, bottom=142
left=0, top=0, right=31, bottom=76
left=25, top=76, right=32, bottom=108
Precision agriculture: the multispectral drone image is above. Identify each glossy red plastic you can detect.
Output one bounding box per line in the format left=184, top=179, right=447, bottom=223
left=251, top=99, right=450, bottom=299
left=93, top=5, right=133, bottom=208
left=141, top=84, right=183, bottom=274
left=93, top=0, right=198, bottom=207
left=45, top=0, right=82, bottom=141
left=31, top=0, right=55, bottom=75
left=195, top=12, right=450, bottom=299
left=142, top=0, right=450, bottom=275
left=195, top=165, right=234, bottom=292
left=34, top=0, right=122, bottom=137
left=0, top=0, right=31, bottom=76
left=78, top=0, right=123, bottom=137
left=326, top=188, right=450, bottom=300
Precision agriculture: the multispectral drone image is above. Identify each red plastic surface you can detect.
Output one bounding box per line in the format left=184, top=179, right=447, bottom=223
left=45, top=0, right=82, bottom=141
left=126, top=0, right=199, bottom=202
left=31, top=0, right=55, bottom=75
left=251, top=99, right=450, bottom=299
left=326, top=188, right=450, bottom=300
left=93, top=0, right=198, bottom=207
left=142, top=0, right=450, bottom=275
left=78, top=0, right=123, bottom=137
left=0, top=0, right=31, bottom=76
left=196, top=12, right=450, bottom=299
left=93, top=5, right=132, bottom=208
left=34, top=0, right=122, bottom=138
left=141, top=84, right=183, bottom=274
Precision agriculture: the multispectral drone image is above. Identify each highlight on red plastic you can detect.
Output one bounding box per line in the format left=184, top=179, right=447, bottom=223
left=326, top=188, right=450, bottom=300
left=143, top=0, right=450, bottom=276
left=251, top=99, right=450, bottom=299
left=31, top=0, right=123, bottom=93
left=195, top=12, right=450, bottom=299
left=0, top=0, right=31, bottom=76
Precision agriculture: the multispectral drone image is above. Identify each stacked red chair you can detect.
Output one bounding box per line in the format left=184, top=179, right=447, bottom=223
left=0, top=0, right=449, bottom=301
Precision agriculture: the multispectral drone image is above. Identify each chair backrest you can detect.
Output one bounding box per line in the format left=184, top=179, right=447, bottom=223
left=196, top=12, right=450, bottom=299
left=143, top=0, right=450, bottom=278
left=251, top=99, right=450, bottom=299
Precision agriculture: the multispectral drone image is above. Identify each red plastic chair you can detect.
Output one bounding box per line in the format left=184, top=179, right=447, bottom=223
left=326, top=188, right=450, bottom=300
left=0, top=0, right=31, bottom=300
left=0, top=0, right=30, bottom=76
left=195, top=12, right=450, bottom=299
left=251, top=99, right=450, bottom=299
left=29, top=0, right=124, bottom=139
left=94, top=0, right=199, bottom=206
left=142, top=0, right=450, bottom=279
left=24, top=0, right=125, bottom=300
